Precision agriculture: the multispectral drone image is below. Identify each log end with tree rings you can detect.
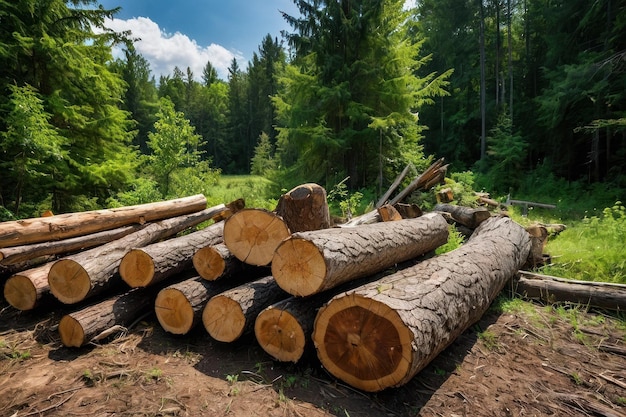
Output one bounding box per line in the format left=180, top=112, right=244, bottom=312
left=48, top=259, right=91, bottom=304
left=223, top=209, right=290, bottom=266
left=119, top=249, right=155, bottom=288
left=271, top=238, right=327, bottom=297
left=254, top=307, right=306, bottom=363
left=154, top=288, right=195, bottom=335
left=202, top=295, right=245, bottom=342
left=58, top=315, right=85, bottom=347
left=313, top=293, right=413, bottom=392
left=4, top=274, right=37, bottom=310
left=193, top=246, right=226, bottom=281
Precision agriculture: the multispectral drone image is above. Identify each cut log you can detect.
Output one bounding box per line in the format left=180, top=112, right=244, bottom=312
left=119, top=222, right=224, bottom=288
left=393, top=203, right=423, bottom=219
left=514, top=271, right=626, bottom=311
left=0, top=194, right=207, bottom=248
left=223, top=208, right=291, bottom=266
left=436, top=187, right=454, bottom=203
left=524, top=225, right=549, bottom=268
left=433, top=203, right=491, bottom=229
left=193, top=243, right=246, bottom=281
left=58, top=287, right=155, bottom=347
left=338, top=204, right=403, bottom=227
left=202, top=276, right=289, bottom=342
left=312, top=216, right=531, bottom=392
left=271, top=213, right=449, bottom=297
left=48, top=204, right=228, bottom=305
left=274, top=183, right=331, bottom=233
left=0, top=224, right=145, bottom=266
left=4, top=262, right=54, bottom=310
left=154, top=275, right=249, bottom=335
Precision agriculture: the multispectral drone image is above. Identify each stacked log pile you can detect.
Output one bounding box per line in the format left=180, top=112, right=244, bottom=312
left=2, top=162, right=602, bottom=392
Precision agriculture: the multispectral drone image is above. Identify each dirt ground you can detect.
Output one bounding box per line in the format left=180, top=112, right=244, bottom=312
left=1, top=291, right=625, bottom=417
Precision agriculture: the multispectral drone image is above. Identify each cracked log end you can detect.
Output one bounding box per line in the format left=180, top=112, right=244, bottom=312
left=119, top=249, right=155, bottom=288
left=223, top=209, right=290, bottom=266
left=48, top=259, right=91, bottom=304
left=4, top=275, right=37, bottom=310
left=193, top=246, right=226, bottom=281
left=58, top=315, right=85, bottom=347
left=313, top=293, right=413, bottom=392
left=271, top=238, right=326, bottom=297
left=202, top=295, right=245, bottom=342
left=154, top=288, right=194, bottom=334
left=254, top=307, right=305, bottom=363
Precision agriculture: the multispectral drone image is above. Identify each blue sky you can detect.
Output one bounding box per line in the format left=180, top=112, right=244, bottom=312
left=97, top=0, right=300, bottom=80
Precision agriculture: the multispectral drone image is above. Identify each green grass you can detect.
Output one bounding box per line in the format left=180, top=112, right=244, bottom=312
left=205, top=175, right=278, bottom=210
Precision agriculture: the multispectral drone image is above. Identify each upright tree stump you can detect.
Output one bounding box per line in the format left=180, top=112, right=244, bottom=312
left=312, top=216, right=531, bottom=392
left=271, top=213, right=449, bottom=296
left=274, top=183, right=331, bottom=232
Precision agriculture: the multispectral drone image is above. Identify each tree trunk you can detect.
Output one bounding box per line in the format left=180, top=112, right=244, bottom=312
left=4, top=262, right=54, bottom=310
left=154, top=275, right=249, bottom=335
left=0, top=194, right=207, bottom=248
left=193, top=243, right=248, bottom=281
left=274, top=183, right=331, bottom=233
left=119, top=222, right=224, bottom=288
left=48, top=204, right=228, bottom=304
left=271, top=213, right=449, bottom=297
left=0, top=224, right=145, bottom=266
left=338, top=204, right=402, bottom=227
left=433, top=203, right=492, bottom=229
left=312, top=216, right=531, bottom=392
left=223, top=208, right=291, bottom=266
left=58, top=287, right=156, bottom=347
left=514, top=271, right=626, bottom=311
left=202, top=276, right=289, bottom=342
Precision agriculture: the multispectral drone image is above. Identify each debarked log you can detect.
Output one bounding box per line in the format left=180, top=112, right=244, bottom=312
left=202, top=276, right=289, bottom=342
left=0, top=194, right=207, bottom=248
left=312, top=216, right=531, bottom=392
left=514, top=270, right=626, bottom=311
left=271, top=213, right=449, bottom=297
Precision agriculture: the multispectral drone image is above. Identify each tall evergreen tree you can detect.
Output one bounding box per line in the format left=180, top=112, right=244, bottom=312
left=227, top=58, right=250, bottom=173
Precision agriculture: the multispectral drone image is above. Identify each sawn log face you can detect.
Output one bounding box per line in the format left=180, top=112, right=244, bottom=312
left=312, top=216, right=531, bottom=392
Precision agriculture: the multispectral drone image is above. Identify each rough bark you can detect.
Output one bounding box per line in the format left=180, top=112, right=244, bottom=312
left=0, top=224, right=145, bottom=266
left=223, top=208, right=291, bottom=266
left=193, top=243, right=246, bottom=281
left=58, top=288, right=155, bottom=347
left=271, top=213, right=449, bottom=297
left=154, top=275, right=249, bottom=335
left=4, top=262, right=54, bottom=310
left=433, top=203, right=492, bottom=229
left=119, top=222, right=224, bottom=288
left=312, top=216, right=531, bottom=392
left=202, top=276, right=289, bottom=342
left=0, top=194, right=207, bottom=248
left=274, top=183, right=331, bottom=233
left=514, top=271, right=626, bottom=311
left=48, top=204, right=228, bottom=304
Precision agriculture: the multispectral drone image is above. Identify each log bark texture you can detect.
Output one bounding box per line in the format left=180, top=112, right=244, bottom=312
left=514, top=271, right=626, bottom=311
left=154, top=275, right=249, bottom=335
left=274, top=183, right=331, bottom=233
left=193, top=243, right=246, bottom=281
left=338, top=204, right=403, bottom=227
left=0, top=194, right=207, bottom=248
left=58, top=288, right=155, bottom=347
left=48, top=204, right=227, bottom=304
left=312, top=216, right=531, bottom=392
left=119, top=222, right=224, bottom=288
left=223, top=208, right=291, bottom=266
left=271, top=213, right=449, bottom=297
left=0, top=224, right=145, bottom=266
left=433, top=203, right=492, bottom=229
left=202, top=276, right=289, bottom=342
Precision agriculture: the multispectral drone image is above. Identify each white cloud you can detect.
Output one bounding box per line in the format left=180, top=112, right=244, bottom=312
left=103, top=17, right=241, bottom=81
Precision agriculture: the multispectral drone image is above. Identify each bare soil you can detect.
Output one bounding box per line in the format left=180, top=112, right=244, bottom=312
left=1, top=292, right=625, bottom=417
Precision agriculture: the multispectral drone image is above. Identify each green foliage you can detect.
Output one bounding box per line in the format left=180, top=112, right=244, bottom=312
left=327, top=178, right=374, bottom=219
left=541, top=202, right=626, bottom=283
left=251, top=132, right=276, bottom=176
left=207, top=175, right=277, bottom=210
left=435, top=225, right=465, bottom=255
